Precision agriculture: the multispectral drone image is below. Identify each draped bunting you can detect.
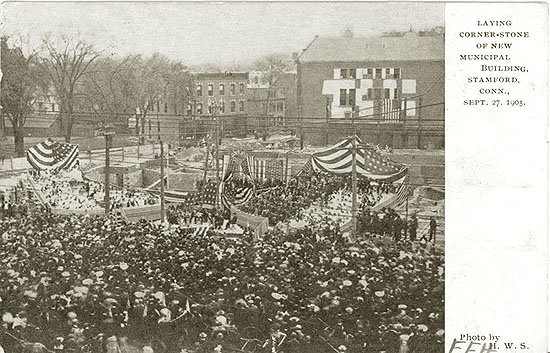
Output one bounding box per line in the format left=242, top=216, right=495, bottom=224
left=311, top=135, right=408, bottom=182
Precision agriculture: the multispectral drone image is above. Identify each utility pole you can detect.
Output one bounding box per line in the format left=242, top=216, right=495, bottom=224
left=159, top=140, right=165, bottom=222
left=214, top=116, right=220, bottom=181
left=202, top=136, right=211, bottom=188
left=351, top=137, right=358, bottom=239
left=101, top=124, right=116, bottom=216
left=284, top=151, right=290, bottom=184
left=298, top=106, right=304, bottom=150
left=405, top=194, right=409, bottom=237
left=416, top=96, right=422, bottom=149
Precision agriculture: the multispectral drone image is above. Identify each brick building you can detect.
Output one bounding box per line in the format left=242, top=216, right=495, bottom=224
left=295, top=30, right=444, bottom=149
left=246, top=71, right=297, bottom=131
left=182, top=72, right=249, bottom=138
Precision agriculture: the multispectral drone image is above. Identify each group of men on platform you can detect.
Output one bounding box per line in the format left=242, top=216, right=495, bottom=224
left=358, top=208, right=437, bottom=243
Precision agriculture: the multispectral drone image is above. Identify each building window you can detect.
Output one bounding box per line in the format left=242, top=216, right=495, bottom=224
left=339, top=89, right=347, bottom=106
left=402, top=80, right=416, bottom=94
left=394, top=88, right=398, bottom=99
left=219, top=83, right=225, bottom=95
left=164, top=102, right=168, bottom=113
left=196, top=84, right=202, bottom=96
left=187, top=104, right=192, bottom=115
left=207, top=83, right=214, bottom=96
left=385, top=68, right=391, bottom=76
left=197, top=103, right=203, bottom=115
left=365, top=68, right=373, bottom=79
left=406, top=100, right=416, bottom=116
left=362, top=94, right=369, bottom=101
left=367, top=89, right=373, bottom=100
left=239, top=83, right=245, bottom=94
left=157, top=101, right=160, bottom=112
left=384, top=88, right=390, bottom=99
left=220, top=101, right=225, bottom=113
left=239, top=100, right=245, bottom=112
left=375, top=68, right=382, bottom=79
left=340, top=69, right=348, bottom=79
left=348, top=89, right=356, bottom=106
left=368, top=88, right=385, bottom=100
left=393, top=68, right=401, bottom=79
left=230, top=84, right=236, bottom=95
left=230, top=101, right=236, bottom=112
left=349, top=69, right=356, bottom=79
left=208, top=104, right=213, bottom=114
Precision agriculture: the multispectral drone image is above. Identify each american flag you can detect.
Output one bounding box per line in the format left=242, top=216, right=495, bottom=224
left=265, top=160, right=284, bottom=181
left=201, top=180, right=219, bottom=209
left=311, top=135, right=407, bottom=181
left=27, top=138, right=79, bottom=171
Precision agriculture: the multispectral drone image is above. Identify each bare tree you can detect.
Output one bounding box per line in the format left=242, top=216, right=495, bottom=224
left=0, top=36, right=46, bottom=156
left=133, top=53, right=189, bottom=142
left=41, top=36, right=100, bottom=142
left=253, top=54, right=288, bottom=136
left=81, top=55, right=139, bottom=130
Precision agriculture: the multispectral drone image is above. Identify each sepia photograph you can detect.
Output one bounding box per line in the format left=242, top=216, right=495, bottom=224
left=0, top=2, right=445, bottom=353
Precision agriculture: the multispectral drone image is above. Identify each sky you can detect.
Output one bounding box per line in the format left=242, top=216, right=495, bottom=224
left=1, top=1, right=444, bottom=68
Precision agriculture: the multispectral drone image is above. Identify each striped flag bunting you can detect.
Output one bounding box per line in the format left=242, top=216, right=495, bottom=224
left=223, top=157, right=237, bottom=182
left=296, top=159, right=313, bottom=177
left=221, top=176, right=255, bottom=207
left=193, top=224, right=211, bottom=236
left=247, top=155, right=255, bottom=181
left=148, top=189, right=201, bottom=205
left=311, top=135, right=408, bottom=182
left=27, top=138, right=79, bottom=171
left=241, top=157, right=253, bottom=179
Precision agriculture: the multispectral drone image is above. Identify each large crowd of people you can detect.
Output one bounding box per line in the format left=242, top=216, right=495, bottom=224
left=166, top=205, right=243, bottom=235
left=0, top=211, right=443, bottom=353
left=240, top=173, right=397, bottom=227
left=33, top=172, right=158, bottom=212
left=0, top=160, right=443, bottom=353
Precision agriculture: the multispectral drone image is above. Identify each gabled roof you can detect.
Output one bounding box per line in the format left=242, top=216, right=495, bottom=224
left=300, top=32, right=444, bottom=63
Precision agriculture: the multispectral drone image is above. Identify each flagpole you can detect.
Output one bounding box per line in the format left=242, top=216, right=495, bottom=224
left=105, top=135, right=110, bottom=215
left=405, top=194, right=409, bottom=239
left=351, top=137, right=358, bottom=240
